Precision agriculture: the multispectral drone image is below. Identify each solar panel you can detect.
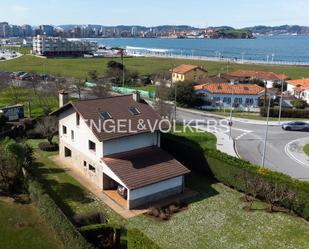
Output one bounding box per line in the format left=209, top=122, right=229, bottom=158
left=100, top=111, right=112, bottom=120
left=129, top=107, right=140, bottom=115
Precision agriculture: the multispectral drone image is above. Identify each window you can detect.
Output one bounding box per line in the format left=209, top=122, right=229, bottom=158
left=89, top=164, right=96, bottom=173
left=62, top=125, right=67, bottom=135
left=76, top=113, right=80, bottom=126
left=71, top=130, right=74, bottom=140
left=100, top=111, right=112, bottom=120
left=83, top=161, right=87, bottom=167
left=89, top=140, right=96, bottom=151
left=128, top=107, right=140, bottom=115
left=64, top=147, right=72, bottom=157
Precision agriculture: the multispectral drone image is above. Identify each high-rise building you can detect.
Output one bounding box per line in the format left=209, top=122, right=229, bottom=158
left=22, top=25, right=34, bottom=37
left=131, top=27, right=138, bottom=37
left=39, top=25, right=54, bottom=36
left=0, top=22, right=10, bottom=37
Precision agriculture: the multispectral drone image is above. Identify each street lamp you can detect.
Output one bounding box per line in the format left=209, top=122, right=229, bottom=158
left=278, top=79, right=285, bottom=124
left=229, top=87, right=234, bottom=139
left=261, top=95, right=275, bottom=167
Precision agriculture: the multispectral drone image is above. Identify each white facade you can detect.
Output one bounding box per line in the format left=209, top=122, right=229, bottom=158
left=196, top=89, right=266, bottom=108
left=300, top=90, right=309, bottom=104
left=58, top=106, right=183, bottom=209
left=33, top=35, right=97, bottom=56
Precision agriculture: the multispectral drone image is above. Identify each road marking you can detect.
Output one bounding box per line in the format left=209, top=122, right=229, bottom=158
left=284, top=140, right=309, bottom=168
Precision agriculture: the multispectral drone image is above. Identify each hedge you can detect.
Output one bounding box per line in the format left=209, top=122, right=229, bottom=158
left=162, top=133, right=309, bottom=220
left=260, top=107, right=309, bottom=118
left=127, top=229, right=163, bottom=249
left=79, top=224, right=122, bottom=248
left=28, top=179, right=93, bottom=249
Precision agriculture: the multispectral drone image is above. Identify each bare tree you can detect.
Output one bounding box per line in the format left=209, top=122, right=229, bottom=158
left=261, top=182, right=296, bottom=213
left=92, top=78, right=111, bottom=98
left=35, top=116, right=58, bottom=145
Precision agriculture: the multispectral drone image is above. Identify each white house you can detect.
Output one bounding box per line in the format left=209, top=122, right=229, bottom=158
left=287, top=78, right=309, bottom=104
left=51, top=92, right=190, bottom=209
left=195, top=82, right=268, bottom=108
left=223, top=70, right=288, bottom=89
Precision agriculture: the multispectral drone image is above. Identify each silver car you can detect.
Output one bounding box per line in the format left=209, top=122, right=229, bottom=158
left=282, top=122, right=309, bottom=131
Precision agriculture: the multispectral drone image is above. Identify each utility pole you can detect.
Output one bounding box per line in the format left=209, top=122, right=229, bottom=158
left=262, top=96, right=272, bottom=167
left=171, top=64, right=177, bottom=121
left=121, top=48, right=125, bottom=87
left=229, top=88, right=234, bottom=139
left=278, top=79, right=284, bottom=124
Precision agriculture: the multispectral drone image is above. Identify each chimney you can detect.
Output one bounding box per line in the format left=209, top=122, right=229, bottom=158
left=59, top=90, right=69, bottom=108
left=132, top=91, right=141, bottom=103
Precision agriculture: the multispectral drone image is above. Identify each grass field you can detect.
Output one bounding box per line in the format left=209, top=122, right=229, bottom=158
left=0, top=200, right=63, bottom=249
left=211, top=111, right=309, bottom=121
left=25, top=129, right=309, bottom=249
left=27, top=138, right=124, bottom=225
left=1, top=55, right=309, bottom=79
left=128, top=128, right=309, bottom=249
left=0, top=87, right=58, bottom=117
left=304, top=144, right=309, bottom=156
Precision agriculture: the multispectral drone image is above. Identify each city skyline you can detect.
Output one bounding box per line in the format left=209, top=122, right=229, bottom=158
left=2, top=0, right=309, bottom=28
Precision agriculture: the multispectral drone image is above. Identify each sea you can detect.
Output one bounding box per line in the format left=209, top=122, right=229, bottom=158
left=90, top=35, right=309, bottom=65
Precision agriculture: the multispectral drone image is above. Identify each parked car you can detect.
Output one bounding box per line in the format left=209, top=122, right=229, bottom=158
left=0, top=57, right=5, bottom=60
left=10, top=71, right=26, bottom=79
left=117, top=185, right=127, bottom=199
left=282, top=122, right=309, bottom=131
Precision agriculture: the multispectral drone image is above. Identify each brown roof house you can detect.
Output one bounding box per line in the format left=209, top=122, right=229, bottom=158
left=172, top=64, right=208, bottom=83
left=222, top=70, right=288, bottom=88
left=51, top=91, right=190, bottom=209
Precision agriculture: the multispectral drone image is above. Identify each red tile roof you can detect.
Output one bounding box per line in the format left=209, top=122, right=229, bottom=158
left=173, top=64, right=207, bottom=74
left=287, top=78, right=309, bottom=89
left=103, top=146, right=190, bottom=190
left=195, top=83, right=265, bottom=95
left=226, top=70, right=288, bottom=81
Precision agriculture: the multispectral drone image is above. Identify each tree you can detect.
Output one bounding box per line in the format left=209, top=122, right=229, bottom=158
left=92, top=79, right=111, bottom=98
left=291, top=99, right=307, bottom=109
left=106, top=60, right=125, bottom=84
left=0, top=114, right=8, bottom=128
left=0, top=140, right=33, bottom=194
left=170, top=81, right=199, bottom=107
left=35, top=116, right=58, bottom=145
left=88, top=70, right=99, bottom=82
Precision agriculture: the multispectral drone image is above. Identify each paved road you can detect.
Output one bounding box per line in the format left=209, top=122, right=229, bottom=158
left=176, top=108, right=309, bottom=181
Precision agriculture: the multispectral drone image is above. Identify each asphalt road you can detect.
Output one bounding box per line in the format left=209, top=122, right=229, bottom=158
left=176, top=108, right=309, bottom=181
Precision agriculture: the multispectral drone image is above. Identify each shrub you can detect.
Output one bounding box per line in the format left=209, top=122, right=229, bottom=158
left=79, top=224, right=122, bottom=249
left=28, top=179, right=92, bottom=249
left=162, top=133, right=309, bottom=220
left=27, top=129, right=44, bottom=139
left=74, top=211, right=108, bottom=227
left=127, top=229, right=162, bottom=249
left=291, top=99, right=307, bottom=109
left=260, top=107, right=309, bottom=118
left=38, top=142, right=59, bottom=152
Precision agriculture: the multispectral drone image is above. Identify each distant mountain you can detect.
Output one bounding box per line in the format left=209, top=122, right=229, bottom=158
left=246, top=25, right=309, bottom=35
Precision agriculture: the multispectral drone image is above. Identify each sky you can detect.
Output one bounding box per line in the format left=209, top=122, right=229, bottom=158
left=1, top=0, right=309, bottom=28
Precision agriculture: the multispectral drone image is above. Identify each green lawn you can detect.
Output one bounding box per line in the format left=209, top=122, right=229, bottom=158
left=27, top=138, right=124, bottom=225
left=127, top=129, right=309, bottom=249
left=0, top=200, right=63, bottom=249
left=0, top=87, right=58, bottom=117
left=304, top=144, right=309, bottom=156
left=1, top=55, right=309, bottom=79
left=211, top=111, right=309, bottom=121
left=128, top=173, right=309, bottom=249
